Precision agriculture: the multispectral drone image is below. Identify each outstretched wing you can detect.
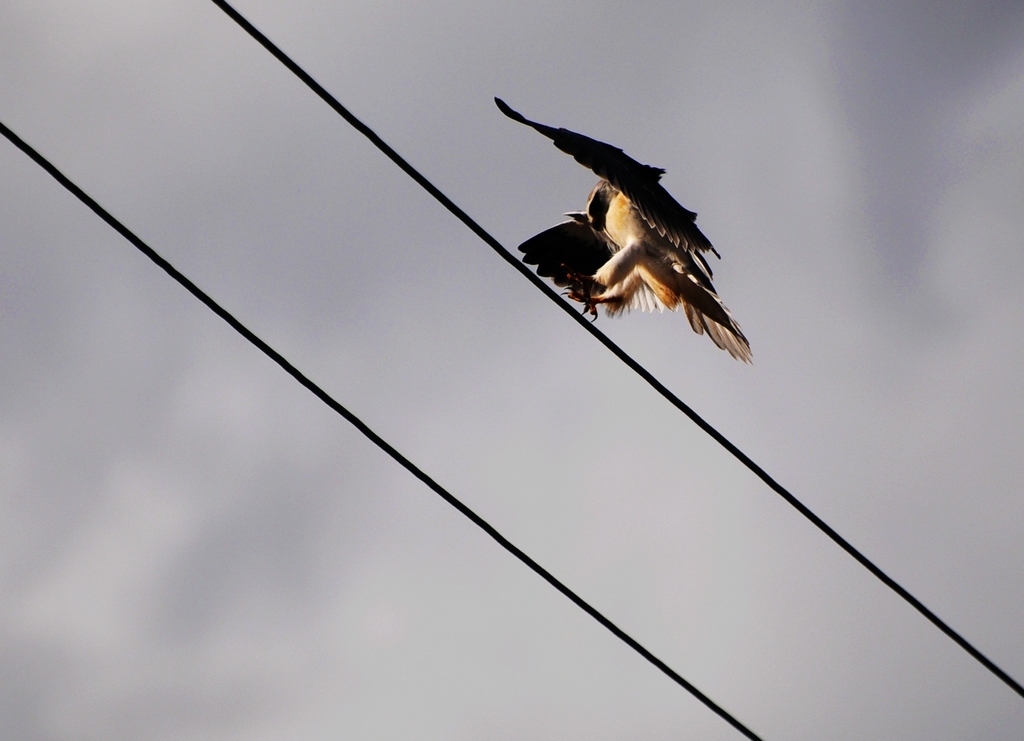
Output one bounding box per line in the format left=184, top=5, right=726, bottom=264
left=496, top=98, right=718, bottom=257
left=518, top=219, right=613, bottom=287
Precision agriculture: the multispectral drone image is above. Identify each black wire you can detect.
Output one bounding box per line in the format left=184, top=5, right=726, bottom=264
left=0, top=119, right=765, bottom=741
left=208, top=0, right=1024, bottom=702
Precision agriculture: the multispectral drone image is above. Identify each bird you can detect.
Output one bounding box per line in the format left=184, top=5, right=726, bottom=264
left=496, top=98, right=751, bottom=362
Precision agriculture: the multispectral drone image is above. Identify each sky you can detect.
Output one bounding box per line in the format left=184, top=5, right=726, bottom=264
left=1, top=1, right=1023, bottom=739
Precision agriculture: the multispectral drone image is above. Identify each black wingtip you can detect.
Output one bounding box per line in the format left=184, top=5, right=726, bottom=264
left=494, top=97, right=528, bottom=125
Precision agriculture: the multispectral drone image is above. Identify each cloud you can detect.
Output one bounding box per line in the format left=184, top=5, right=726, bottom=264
left=2, top=1, right=1023, bottom=739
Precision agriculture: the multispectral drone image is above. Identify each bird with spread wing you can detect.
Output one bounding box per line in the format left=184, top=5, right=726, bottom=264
left=496, top=98, right=751, bottom=362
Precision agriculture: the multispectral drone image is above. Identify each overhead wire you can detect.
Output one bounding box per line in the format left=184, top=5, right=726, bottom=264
left=0, top=119, right=764, bottom=741
left=207, top=0, right=1024, bottom=701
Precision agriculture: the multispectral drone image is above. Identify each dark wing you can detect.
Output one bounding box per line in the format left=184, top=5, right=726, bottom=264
left=518, top=219, right=613, bottom=287
left=496, top=98, right=718, bottom=257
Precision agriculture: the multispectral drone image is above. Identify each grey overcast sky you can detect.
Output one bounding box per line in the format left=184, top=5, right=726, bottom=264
left=2, top=1, right=1024, bottom=739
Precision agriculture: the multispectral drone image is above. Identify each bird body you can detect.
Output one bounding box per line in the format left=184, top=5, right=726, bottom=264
left=497, top=98, right=751, bottom=361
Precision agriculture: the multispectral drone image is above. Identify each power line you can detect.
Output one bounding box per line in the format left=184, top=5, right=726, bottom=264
left=0, top=119, right=764, bottom=741
left=208, top=0, right=1024, bottom=701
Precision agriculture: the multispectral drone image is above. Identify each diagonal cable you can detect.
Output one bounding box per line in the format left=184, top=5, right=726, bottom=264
left=208, top=0, right=1024, bottom=701
left=0, top=119, right=764, bottom=741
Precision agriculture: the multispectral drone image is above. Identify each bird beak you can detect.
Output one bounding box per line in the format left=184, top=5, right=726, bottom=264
left=564, top=211, right=588, bottom=223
